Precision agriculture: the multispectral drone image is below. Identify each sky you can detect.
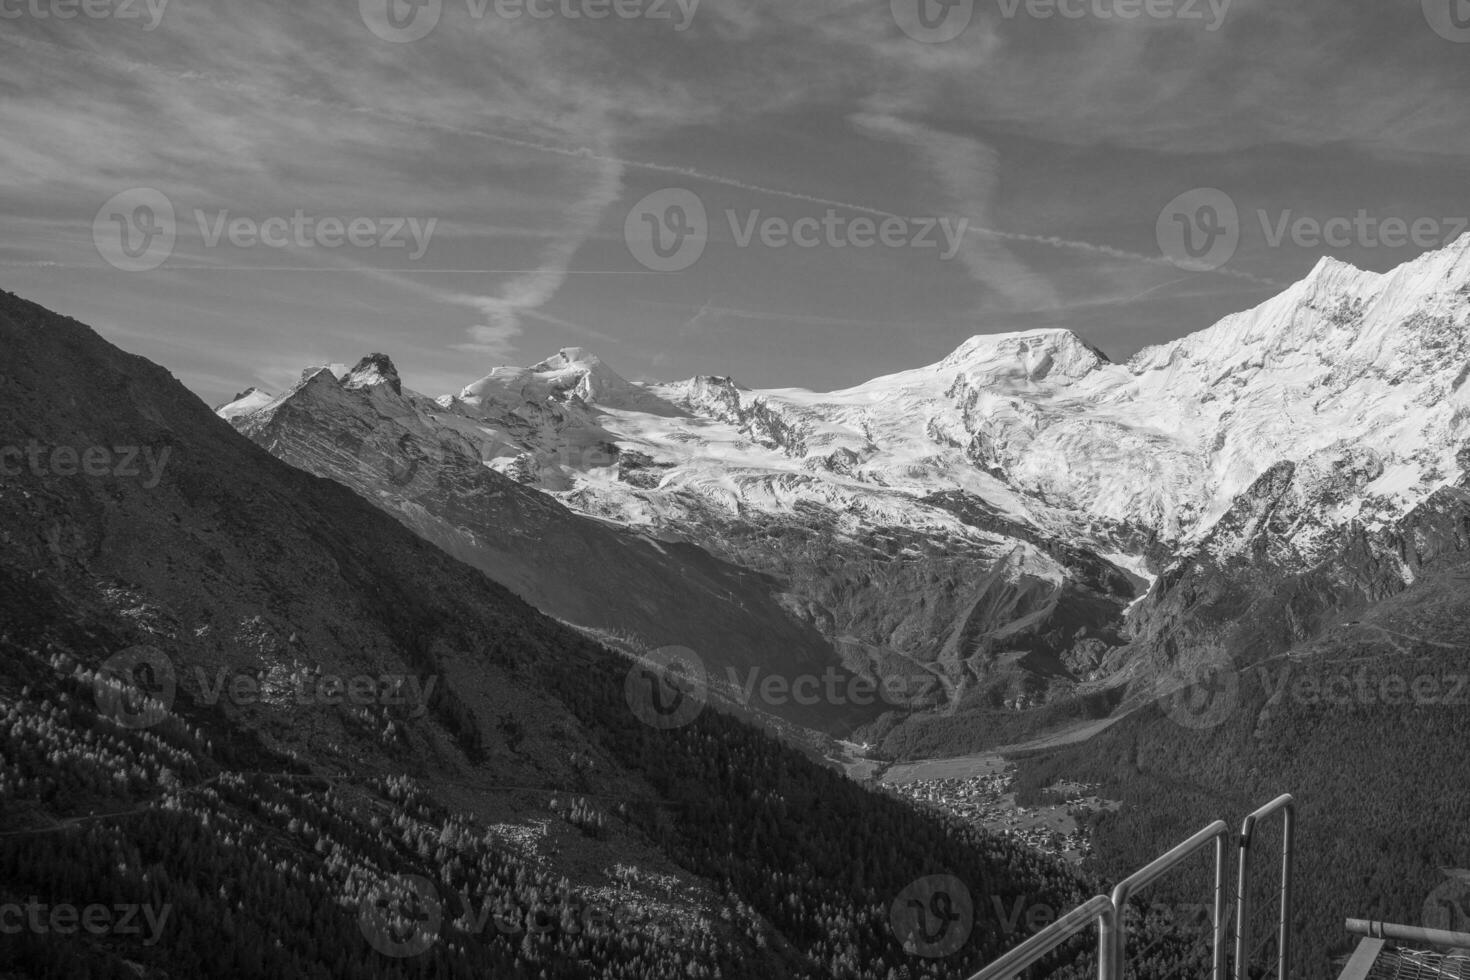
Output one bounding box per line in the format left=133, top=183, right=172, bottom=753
left=2, top=0, right=1470, bottom=406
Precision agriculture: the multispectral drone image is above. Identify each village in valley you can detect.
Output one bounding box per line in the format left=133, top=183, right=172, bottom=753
left=885, top=766, right=1120, bottom=864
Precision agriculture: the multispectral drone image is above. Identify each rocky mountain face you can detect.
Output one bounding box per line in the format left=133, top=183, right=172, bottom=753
left=221, top=236, right=1470, bottom=742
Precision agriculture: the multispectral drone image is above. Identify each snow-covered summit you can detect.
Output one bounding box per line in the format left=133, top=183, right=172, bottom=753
left=221, top=236, right=1470, bottom=572
left=342, top=353, right=402, bottom=395
left=216, top=387, right=275, bottom=419
left=938, top=328, right=1111, bottom=383
left=454, top=346, right=680, bottom=418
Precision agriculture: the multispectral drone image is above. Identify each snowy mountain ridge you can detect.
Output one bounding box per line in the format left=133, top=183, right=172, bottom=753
left=228, top=235, right=1470, bottom=564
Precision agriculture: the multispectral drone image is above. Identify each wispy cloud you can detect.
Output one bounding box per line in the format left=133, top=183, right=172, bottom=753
left=448, top=153, right=625, bottom=360
left=851, top=110, right=1060, bottom=312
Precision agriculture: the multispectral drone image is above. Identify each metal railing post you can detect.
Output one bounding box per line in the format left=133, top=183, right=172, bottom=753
left=1214, top=827, right=1229, bottom=980
left=1105, top=820, right=1232, bottom=980
left=1234, top=794, right=1294, bottom=980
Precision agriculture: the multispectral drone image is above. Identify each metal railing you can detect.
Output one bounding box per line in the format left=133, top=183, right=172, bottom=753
left=1346, top=918, right=1470, bottom=951
left=965, top=795, right=1296, bottom=980
left=1102, top=820, right=1231, bottom=980
left=1234, top=794, right=1294, bottom=980
left=967, top=895, right=1117, bottom=980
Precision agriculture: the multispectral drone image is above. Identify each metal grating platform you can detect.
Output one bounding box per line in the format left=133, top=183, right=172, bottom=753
left=1364, top=947, right=1470, bottom=980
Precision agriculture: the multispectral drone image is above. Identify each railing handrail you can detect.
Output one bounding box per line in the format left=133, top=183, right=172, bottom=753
left=1102, top=820, right=1231, bottom=980
left=966, top=895, right=1117, bottom=980
left=964, top=796, right=1295, bottom=980
left=1240, top=793, right=1293, bottom=842
left=1235, top=794, right=1294, bottom=980
left=1346, top=918, right=1470, bottom=951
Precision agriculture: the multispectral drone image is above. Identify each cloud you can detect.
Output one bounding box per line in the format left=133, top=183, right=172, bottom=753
left=446, top=152, right=624, bottom=360
left=851, top=110, right=1060, bottom=312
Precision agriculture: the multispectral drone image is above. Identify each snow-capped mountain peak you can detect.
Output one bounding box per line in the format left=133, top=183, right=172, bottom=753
left=939, top=328, right=1111, bottom=384
left=453, top=345, right=680, bottom=418
left=342, top=353, right=402, bottom=395
left=216, top=386, right=276, bottom=418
